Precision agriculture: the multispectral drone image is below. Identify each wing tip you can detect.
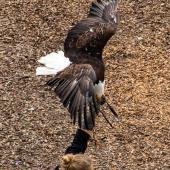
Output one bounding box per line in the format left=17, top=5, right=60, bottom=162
left=89, top=0, right=119, bottom=21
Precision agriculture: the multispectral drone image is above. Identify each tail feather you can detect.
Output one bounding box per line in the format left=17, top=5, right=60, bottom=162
left=36, top=51, right=71, bottom=76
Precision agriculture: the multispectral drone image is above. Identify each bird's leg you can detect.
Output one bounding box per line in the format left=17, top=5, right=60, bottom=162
left=100, top=95, right=119, bottom=119
left=105, top=99, right=118, bottom=119
left=97, top=95, right=119, bottom=127
left=99, top=109, right=114, bottom=128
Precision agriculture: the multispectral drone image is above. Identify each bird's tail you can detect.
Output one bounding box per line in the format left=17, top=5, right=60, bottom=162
left=36, top=51, right=72, bottom=76
left=89, top=0, right=119, bottom=23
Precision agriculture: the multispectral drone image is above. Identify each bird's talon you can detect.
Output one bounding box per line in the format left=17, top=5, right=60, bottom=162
left=96, top=95, right=106, bottom=105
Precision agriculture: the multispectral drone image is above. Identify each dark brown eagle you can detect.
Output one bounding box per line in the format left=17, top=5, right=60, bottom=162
left=47, top=0, right=119, bottom=130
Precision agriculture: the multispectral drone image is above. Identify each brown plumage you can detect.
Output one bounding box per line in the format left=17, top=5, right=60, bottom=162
left=47, top=0, right=119, bottom=130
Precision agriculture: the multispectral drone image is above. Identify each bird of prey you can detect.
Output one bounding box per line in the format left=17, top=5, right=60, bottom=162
left=37, top=0, right=119, bottom=130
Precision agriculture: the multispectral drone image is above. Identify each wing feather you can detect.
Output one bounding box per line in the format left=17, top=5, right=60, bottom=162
left=61, top=81, right=78, bottom=104
left=62, top=86, right=76, bottom=107
left=73, top=90, right=81, bottom=124
left=89, top=82, right=97, bottom=126
left=69, top=86, right=80, bottom=119
left=47, top=64, right=99, bottom=130
left=84, top=92, right=89, bottom=129
left=64, top=0, right=119, bottom=62
left=56, top=79, right=70, bottom=94
left=89, top=100, right=95, bottom=126
left=78, top=95, right=85, bottom=128
left=47, top=78, right=60, bottom=87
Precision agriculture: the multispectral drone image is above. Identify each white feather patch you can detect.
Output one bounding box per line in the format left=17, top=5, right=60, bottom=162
left=94, top=81, right=105, bottom=98
left=36, top=67, right=59, bottom=75
left=36, top=51, right=71, bottom=75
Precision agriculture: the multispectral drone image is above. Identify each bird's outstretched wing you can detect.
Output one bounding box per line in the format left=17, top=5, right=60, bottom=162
left=47, top=0, right=119, bottom=129
left=47, top=64, right=99, bottom=130
left=64, top=0, right=119, bottom=62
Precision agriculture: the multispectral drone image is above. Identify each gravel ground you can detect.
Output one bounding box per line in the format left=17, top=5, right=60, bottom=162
left=0, top=0, right=170, bottom=169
